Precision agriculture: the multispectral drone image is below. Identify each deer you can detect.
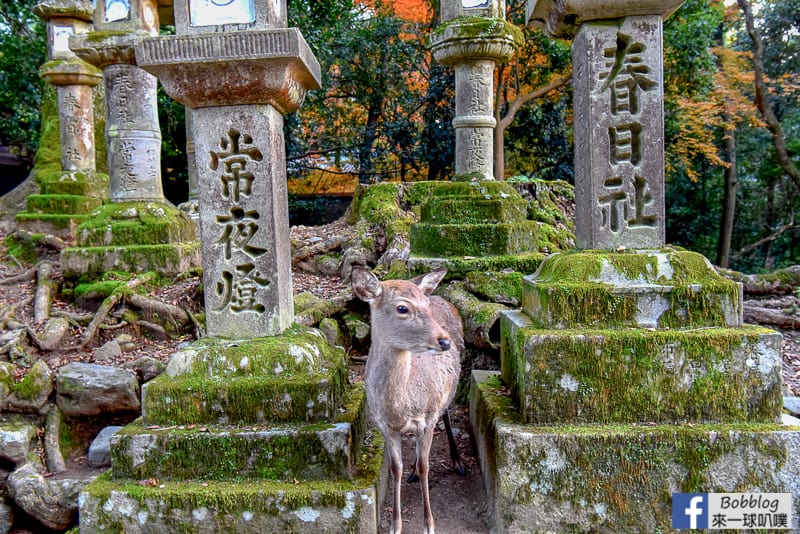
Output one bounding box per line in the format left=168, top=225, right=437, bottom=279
left=351, top=266, right=464, bottom=534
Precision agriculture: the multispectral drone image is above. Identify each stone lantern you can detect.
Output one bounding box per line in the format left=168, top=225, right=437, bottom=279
left=429, top=0, right=522, bottom=182
left=60, top=0, right=199, bottom=280
left=135, top=0, right=321, bottom=338
left=17, top=0, right=108, bottom=241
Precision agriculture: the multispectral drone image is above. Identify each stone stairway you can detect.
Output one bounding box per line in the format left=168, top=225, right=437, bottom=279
left=78, top=326, right=385, bottom=532
left=470, top=249, right=800, bottom=532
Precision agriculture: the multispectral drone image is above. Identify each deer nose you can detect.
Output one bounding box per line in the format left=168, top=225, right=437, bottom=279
left=437, top=338, right=450, bottom=351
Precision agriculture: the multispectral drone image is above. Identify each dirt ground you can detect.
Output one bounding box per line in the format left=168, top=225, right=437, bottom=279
left=2, top=228, right=800, bottom=534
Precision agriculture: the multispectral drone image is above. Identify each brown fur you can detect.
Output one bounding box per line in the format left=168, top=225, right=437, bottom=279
left=352, top=267, right=463, bottom=534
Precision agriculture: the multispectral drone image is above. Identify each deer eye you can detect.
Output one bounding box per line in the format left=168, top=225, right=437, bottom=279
left=396, top=305, right=409, bottom=314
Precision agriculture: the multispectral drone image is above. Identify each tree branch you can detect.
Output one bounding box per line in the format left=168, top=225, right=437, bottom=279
left=736, top=0, right=800, bottom=192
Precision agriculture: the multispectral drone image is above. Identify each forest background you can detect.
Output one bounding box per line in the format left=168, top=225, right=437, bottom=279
left=0, top=0, right=798, bottom=274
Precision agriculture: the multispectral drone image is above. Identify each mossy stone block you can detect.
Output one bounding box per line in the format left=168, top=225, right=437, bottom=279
left=524, top=249, right=743, bottom=329
left=142, top=328, right=349, bottom=425
left=407, top=251, right=547, bottom=279
left=26, top=194, right=102, bottom=215
left=37, top=171, right=109, bottom=198
left=76, top=202, right=196, bottom=247
left=470, top=370, right=800, bottom=534
left=501, top=311, right=783, bottom=424
left=113, top=386, right=366, bottom=481
left=411, top=221, right=542, bottom=257
left=60, top=242, right=201, bottom=280
left=80, top=432, right=385, bottom=533
left=421, top=196, right=528, bottom=224
left=16, top=213, right=88, bottom=239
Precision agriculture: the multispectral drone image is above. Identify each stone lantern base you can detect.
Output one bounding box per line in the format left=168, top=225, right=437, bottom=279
left=60, top=201, right=200, bottom=280
left=408, top=181, right=570, bottom=277
left=468, top=249, right=800, bottom=532
left=78, top=326, right=385, bottom=533
left=15, top=170, right=109, bottom=241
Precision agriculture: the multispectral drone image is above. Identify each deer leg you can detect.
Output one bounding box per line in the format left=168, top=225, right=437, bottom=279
left=416, top=426, right=436, bottom=534
left=442, top=409, right=465, bottom=476
left=386, top=432, right=404, bottom=534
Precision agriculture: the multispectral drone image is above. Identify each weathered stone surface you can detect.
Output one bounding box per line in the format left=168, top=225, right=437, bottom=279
left=80, top=472, right=382, bottom=534
left=526, top=0, right=685, bottom=38
left=784, top=396, right=800, bottom=417
left=39, top=317, right=70, bottom=352
left=0, top=417, right=36, bottom=466
left=5, top=360, right=53, bottom=413
left=124, top=355, right=165, bottom=383
left=0, top=362, right=13, bottom=407
left=92, top=339, right=121, bottom=362
left=470, top=370, right=800, bottom=533
left=523, top=250, right=743, bottom=329
left=110, top=421, right=356, bottom=480
left=87, top=425, right=123, bottom=468
left=502, top=311, right=783, bottom=424
left=0, top=499, right=12, bottom=534
left=572, top=16, right=665, bottom=249
left=193, top=104, right=294, bottom=338
left=55, top=363, right=140, bottom=417
left=60, top=242, right=201, bottom=280
left=7, top=462, right=92, bottom=530
left=142, top=327, right=346, bottom=425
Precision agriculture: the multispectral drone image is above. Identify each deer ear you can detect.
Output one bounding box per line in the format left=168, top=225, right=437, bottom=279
left=352, top=266, right=382, bottom=302
left=414, top=269, right=447, bottom=296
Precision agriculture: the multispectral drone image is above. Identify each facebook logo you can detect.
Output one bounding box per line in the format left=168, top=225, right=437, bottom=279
left=673, top=493, right=709, bottom=529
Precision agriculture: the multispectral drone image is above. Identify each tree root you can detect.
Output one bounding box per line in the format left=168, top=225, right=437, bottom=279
left=295, top=290, right=354, bottom=327
left=126, top=293, right=193, bottom=332
left=14, top=229, right=70, bottom=251
left=0, top=265, right=36, bottom=286
left=80, top=273, right=156, bottom=348
left=34, top=261, right=57, bottom=323
left=43, top=406, right=67, bottom=474
left=292, top=234, right=349, bottom=266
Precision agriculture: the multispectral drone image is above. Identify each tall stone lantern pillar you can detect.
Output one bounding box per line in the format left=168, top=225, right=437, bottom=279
left=429, top=0, right=522, bottom=182
left=59, top=0, right=199, bottom=280
left=135, top=0, right=321, bottom=337
left=35, top=0, right=101, bottom=175
left=70, top=0, right=164, bottom=202
left=465, top=2, right=798, bottom=532
left=16, top=0, right=108, bottom=241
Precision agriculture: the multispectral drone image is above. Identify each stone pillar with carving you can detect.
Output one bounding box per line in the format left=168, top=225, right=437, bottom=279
left=70, top=0, right=164, bottom=202
left=17, top=0, right=108, bottom=240
left=135, top=1, right=321, bottom=338
left=429, top=0, right=522, bottom=182
left=465, top=2, right=799, bottom=532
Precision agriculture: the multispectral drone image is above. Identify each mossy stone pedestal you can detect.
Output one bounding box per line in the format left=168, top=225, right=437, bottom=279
left=79, top=326, right=385, bottom=532
left=16, top=170, right=109, bottom=241
left=408, top=181, right=553, bottom=277
left=469, top=250, right=800, bottom=532
left=60, top=201, right=200, bottom=280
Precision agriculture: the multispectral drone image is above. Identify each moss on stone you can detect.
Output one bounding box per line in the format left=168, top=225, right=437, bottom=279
left=465, top=271, right=525, bottom=305
left=76, top=201, right=196, bottom=247
left=26, top=194, right=102, bottom=215
left=501, top=321, right=782, bottom=424
left=429, top=17, right=524, bottom=45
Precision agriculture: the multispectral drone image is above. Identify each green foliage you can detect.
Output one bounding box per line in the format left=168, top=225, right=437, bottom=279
left=0, top=0, right=46, bottom=158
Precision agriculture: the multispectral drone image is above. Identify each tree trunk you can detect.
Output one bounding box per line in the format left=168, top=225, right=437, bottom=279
left=716, top=110, right=737, bottom=268
left=358, top=100, right=382, bottom=184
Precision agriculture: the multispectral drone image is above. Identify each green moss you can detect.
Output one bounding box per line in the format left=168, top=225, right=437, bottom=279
left=501, top=323, right=782, bottom=424
left=4, top=233, right=40, bottom=264
left=76, top=202, right=196, bottom=247
left=465, top=270, right=524, bottom=305
left=473, top=374, right=794, bottom=532
left=12, top=360, right=52, bottom=401
left=430, top=17, right=524, bottom=45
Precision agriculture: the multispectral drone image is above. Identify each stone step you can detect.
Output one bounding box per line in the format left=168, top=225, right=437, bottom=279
left=411, top=220, right=547, bottom=257
left=75, top=202, right=197, bottom=247
left=15, top=213, right=89, bottom=240
left=470, top=370, right=800, bottom=533
left=141, top=328, right=349, bottom=426
left=522, top=250, right=743, bottom=329
left=112, top=385, right=367, bottom=482
left=79, top=432, right=385, bottom=533
left=502, top=311, right=783, bottom=424
left=60, top=242, right=201, bottom=280
left=37, top=170, right=109, bottom=198
left=420, top=196, right=529, bottom=224
left=25, top=194, right=102, bottom=215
